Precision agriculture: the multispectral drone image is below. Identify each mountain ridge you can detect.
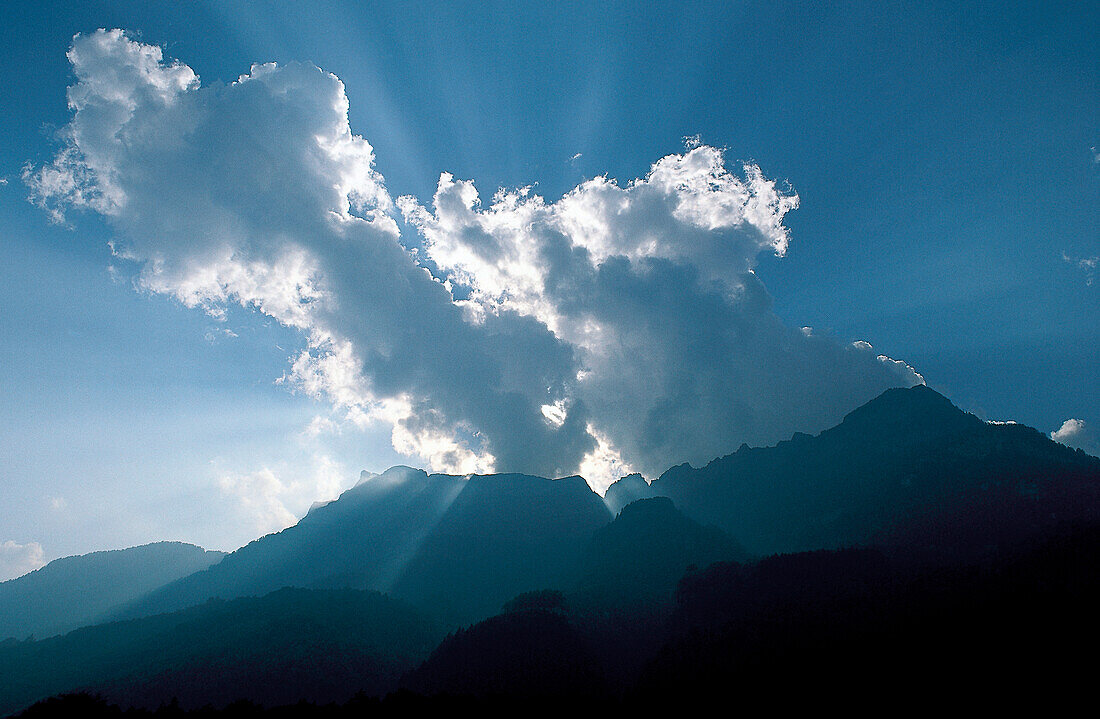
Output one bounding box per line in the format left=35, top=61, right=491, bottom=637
left=650, top=384, right=1100, bottom=555
left=0, top=542, right=225, bottom=641
left=20, top=385, right=1100, bottom=637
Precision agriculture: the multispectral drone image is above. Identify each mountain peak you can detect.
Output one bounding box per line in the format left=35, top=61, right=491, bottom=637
left=603, top=473, right=657, bottom=513
left=829, top=384, right=980, bottom=440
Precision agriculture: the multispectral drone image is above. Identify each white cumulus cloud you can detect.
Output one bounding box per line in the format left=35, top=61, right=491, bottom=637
left=400, top=148, right=921, bottom=478
left=0, top=540, right=46, bottom=582
left=216, top=453, right=353, bottom=536
left=1051, top=418, right=1099, bottom=456
left=27, top=30, right=923, bottom=492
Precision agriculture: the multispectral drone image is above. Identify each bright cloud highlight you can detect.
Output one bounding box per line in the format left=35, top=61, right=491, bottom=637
left=27, top=30, right=922, bottom=491
left=1051, top=418, right=1099, bottom=456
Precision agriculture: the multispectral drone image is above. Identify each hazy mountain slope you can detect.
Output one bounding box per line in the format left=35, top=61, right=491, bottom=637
left=602, top=473, right=658, bottom=514
left=651, top=385, right=1100, bottom=556
left=0, top=542, right=225, bottom=641
left=390, top=474, right=612, bottom=624
left=572, top=497, right=747, bottom=609
left=119, top=470, right=611, bottom=627
left=0, top=587, right=441, bottom=715
left=116, top=466, right=465, bottom=620
left=103, top=386, right=1100, bottom=630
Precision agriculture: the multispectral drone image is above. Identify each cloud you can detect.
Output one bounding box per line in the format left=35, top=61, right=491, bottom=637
left=1051, top=418, right=1099, bottom=456
left=400, top=148, right=921, bottom=478
left=0, top=540, right=46, bottom=582
left=217, top=467, right=298, bottom=534
left=203, top=327, right=238, bottom=343
left=216, top=453, right=352, bottom=535
left=27, top=30, right=922, bottom=491
left=1062, top=252, right=1098, bottom=286
left=26, top=29, right=592, bottom=480
left=302, top=415, right=340, bottom=438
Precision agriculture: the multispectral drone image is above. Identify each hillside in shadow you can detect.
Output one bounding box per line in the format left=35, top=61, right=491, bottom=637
left=0, top=588, right=441, bottom=716
left=652, top=385, right=1100, bottom=556
left=116, top=471, right=610, bottom=627
left=0, top=543, right=225, bottom=641
left=9, top=523, right=1099, bottom=715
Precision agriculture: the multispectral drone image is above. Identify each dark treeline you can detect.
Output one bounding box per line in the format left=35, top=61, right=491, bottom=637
left=14, top=522, right=1099, bottom=717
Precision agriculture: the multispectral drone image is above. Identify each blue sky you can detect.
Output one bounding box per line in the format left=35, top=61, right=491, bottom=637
left=1, top=1, right=1096, bottom=574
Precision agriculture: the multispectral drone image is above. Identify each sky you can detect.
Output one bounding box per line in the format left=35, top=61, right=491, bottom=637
left=0, top=1, right=1097, bottom=577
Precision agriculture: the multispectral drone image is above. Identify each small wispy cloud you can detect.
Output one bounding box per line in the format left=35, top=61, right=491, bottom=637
left=203, top=327, right=239, bottom=343
left=1062, top=252, right=1098, bottom=286
left=302, top=415, right=340, bottom=438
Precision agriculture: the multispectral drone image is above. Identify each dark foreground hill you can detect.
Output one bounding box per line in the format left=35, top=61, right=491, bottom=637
left=0, top=542, right=225, bottom=641
left=9, top=524, right=1100, bottom=716
left=16, top=525, right=1092, bottom=716
left=572, top=496, right=747, bottom=609
left=0, top=588, right=441, bottom=716
left=636, top=525, right=1100, bottom=711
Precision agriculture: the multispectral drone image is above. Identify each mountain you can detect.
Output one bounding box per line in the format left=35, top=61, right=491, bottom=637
left=114, top=466, right=463, bottom=620
left=93, top=386, right=1100, bottom=630
left=0, top=542, right=225, bottom=641
left=7, top=384, right=1100, bottom=713
left=401, top=599, right=606, bottom=700
left=0, top=587, right=441, bottom=715
left=602, top=473, right=658, bottom=514
left=15, top=530, right=1097, bottom=714
left=117, top=468, right=611, bottom=626
left=635, top=525, right=1100, bottom=711
left=651, top=385, right=1100, bottom=556
left=389, top=474, right=611, bottom=624
left=572, top=497, right=747, bottom=609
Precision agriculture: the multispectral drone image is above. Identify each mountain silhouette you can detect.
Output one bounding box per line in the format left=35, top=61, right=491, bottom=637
left=636, top=525, right=1100, bottom=711
left=651, top=385, right=1100, bottom=556
left=0, top=587, right=441, bottom=715
left=40, top=385, right=1100, bottom=634
left=5, top=385, right=1100, bottom=713
left=116, top=469, right=611, bottom=626
left=572, top=497, right=747, bottom=609
left=389, top=474, right=611, bottom=624
left=401, top=600, right=606, bottom=700
left=111, top=467, right=465, bottom=620
left=602, top=473, right=657, bottom=514
left=0, top=542, right=224, bottom=641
